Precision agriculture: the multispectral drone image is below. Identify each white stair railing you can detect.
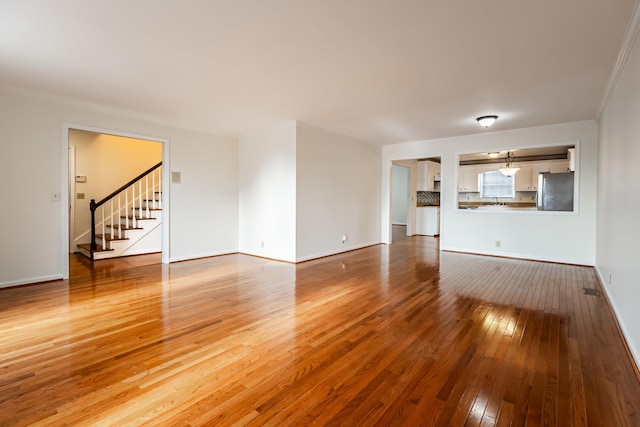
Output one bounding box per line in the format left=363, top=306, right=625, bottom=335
left=89, top=162, right=162, bottom=259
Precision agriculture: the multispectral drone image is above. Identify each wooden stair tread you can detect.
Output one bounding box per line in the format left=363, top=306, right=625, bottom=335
left=95, top=234, right=129, bottom=241
left=120, top=216, right=158, bottom=220
left=106, top=225, right=143, bottom=230
left=77, top=243, right=114, bottom=253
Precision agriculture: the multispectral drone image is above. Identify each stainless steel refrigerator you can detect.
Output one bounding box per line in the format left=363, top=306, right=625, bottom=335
left=536, top=172, right=574, bottom=211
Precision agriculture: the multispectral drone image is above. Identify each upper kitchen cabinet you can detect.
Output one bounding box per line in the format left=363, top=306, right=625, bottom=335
left=458, top=165, right=483, bottom=192
left=514, top=166, right=536, bottom=191
left=515, top=160, right=570, bottom=191
left=417, top=160, right=441, bottom=192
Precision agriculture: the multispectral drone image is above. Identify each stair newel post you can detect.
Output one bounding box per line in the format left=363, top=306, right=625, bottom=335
left=90, top=199, right=97, bottom=254
left=101, top=205, right=106, bottom=249
left=146, top=175, right=150, bottom=218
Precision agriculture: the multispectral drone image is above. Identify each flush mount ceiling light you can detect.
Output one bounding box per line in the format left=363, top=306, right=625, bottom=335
left=476, top=115, right=498, bottom=128
left=498, top=151, right=520, bottom=176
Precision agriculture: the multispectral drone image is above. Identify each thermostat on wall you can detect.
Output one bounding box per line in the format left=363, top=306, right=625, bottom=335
left=75, top=175, right=87, bottom=183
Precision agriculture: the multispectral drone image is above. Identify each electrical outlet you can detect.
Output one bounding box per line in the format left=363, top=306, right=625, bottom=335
left=342, top=235, right=348, bottom=244
left=261, top=241, right=265, bottom=248
left=77, top=193, right=85, bottom=199
left=495, top=240, right=501, bottom=248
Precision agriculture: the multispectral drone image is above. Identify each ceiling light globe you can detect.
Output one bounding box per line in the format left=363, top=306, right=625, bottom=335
left=477, top=115, right=498, bottom=128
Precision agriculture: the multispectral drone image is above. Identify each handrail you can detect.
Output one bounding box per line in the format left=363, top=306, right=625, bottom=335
left=91, top=162, right=162, bottom=210
left=89, top=162, right=162, bottom=254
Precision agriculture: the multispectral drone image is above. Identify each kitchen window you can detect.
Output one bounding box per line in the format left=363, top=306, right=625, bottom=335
left=479, top=171, right=515, bottom=199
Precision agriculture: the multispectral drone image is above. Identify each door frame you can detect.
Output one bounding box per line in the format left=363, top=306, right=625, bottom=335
left=60, top=123, right=170, bottom=279
left=68, top=145, right=76, bottom=253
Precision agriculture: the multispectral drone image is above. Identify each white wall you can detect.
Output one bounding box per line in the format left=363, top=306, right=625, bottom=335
left=596, top=28, right=640, bottom=366
left=169, top=129, right=238, bottom=262
left=296, top=123, right=381, bottom=261
left=382, top=121, right=598, bottom=265
left=0, top=88, right=239, bottom=287
left=391, top=165, right=410, bottom=225
left=238, top=121, right=297, bottom=262
left=69, top=130, right=162, bottom=246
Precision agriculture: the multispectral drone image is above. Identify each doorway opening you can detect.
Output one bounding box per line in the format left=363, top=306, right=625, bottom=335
left=388, top=157, right=442, bottom=244
left=62, top=125, right=170, bottom=279
left=391, top=163, right=411, bottom=240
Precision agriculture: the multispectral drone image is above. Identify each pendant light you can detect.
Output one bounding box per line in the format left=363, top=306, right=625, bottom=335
left=498, top=151, right=520, bottom=176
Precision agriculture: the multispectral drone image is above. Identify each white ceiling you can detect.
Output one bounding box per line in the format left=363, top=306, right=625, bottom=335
left=0, top=0, right=636, bottom=144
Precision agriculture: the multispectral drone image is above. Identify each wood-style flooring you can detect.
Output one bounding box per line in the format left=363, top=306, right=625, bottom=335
left=1, top=227, right=639, bottom=426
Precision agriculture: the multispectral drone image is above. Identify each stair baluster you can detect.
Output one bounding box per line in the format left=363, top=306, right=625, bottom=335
left=152, top=170, right=156, bottom=210
left=118, top=194, right=122, bottom=239
left=101, top=205, right=106, bottom=250
left=138, top=180, right=142, bottom=220
left=125, top=190, right=129, bottom=230
left=110, top=199, right=114, bottom=239
left=146, top=175, right=150, bottom=218
left=132, top=183, right=136, bottom=229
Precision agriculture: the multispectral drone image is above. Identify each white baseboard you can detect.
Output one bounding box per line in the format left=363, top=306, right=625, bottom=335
left=440, top=245, right=593, bottom=266
left=295, top=241, right=381, bottom=263
left=594, top=266, right=640, bottom=373
left=0, top=274, right=63, bottom=289
left=169, top=250, right=237, bottom=263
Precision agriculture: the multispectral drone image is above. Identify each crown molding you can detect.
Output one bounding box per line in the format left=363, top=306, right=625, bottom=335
left=0, top=84, right=235, bottom=139
left=597, top=0, right=640, bottom=120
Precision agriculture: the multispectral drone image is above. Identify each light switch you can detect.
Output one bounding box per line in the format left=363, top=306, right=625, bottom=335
left=77, top=193, right=85, bottom=199
left=171, top=171, right=181, bottom=183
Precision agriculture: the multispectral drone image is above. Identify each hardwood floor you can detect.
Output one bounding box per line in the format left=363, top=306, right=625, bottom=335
left=1, top=227, right=639, bottom=426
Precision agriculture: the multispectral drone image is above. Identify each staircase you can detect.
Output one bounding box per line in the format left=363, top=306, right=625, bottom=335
left=77, top=162, right=163, bottom=260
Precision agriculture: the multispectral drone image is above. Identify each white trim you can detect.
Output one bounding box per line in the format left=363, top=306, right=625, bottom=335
left=68, top=146, right=76, bottom=254
left=169, top=250, right=237, bottom=263
left=61, top=123, right=171, bottom=276
left=1, top=84, right=232, bottom=139
left=0, top=275, right=64, bottom=289
left=295, top=242, right=381, bottom=263
left=597, top=0, right=640, bottom=120
left=594, top=266, right=640, bottom=371
left=161, top=139, right=170, bottom=264
left=441, top=247, right=592, bottom=267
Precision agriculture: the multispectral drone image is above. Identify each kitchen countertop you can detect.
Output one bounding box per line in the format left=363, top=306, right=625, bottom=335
left=458, top=201, right=535, bottom=207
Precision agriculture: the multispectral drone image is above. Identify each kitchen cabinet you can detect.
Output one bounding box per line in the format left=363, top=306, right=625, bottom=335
left=417, top=161, right=441, bottom=191
left=568, top=148, right=575, bottom=171
left=515, top=160, right=570, bottom=191
left=458, top=166, right=481, bottom=192
left=515, top=166, right=536, bottom=191
left=416, top=206, right=440, bottom=236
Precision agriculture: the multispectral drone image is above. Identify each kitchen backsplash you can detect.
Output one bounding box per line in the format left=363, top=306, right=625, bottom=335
left=417, top=191, right=440, bottom=205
